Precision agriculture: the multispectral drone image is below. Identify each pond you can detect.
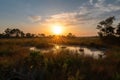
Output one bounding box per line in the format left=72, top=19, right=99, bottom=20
left=29, top=44, right=106, bottom=59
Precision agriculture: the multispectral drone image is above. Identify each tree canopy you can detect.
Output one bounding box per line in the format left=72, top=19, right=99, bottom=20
left=97, top=16, right=120, bottom=43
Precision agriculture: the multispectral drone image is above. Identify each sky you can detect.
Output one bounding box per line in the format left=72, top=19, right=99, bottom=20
left=0, top=0, right=120, bottom=36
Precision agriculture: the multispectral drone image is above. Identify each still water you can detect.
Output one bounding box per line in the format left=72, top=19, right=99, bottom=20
left=29, top=45, right=106, bottom=59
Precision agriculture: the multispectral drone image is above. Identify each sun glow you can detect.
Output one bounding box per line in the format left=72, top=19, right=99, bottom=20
left=52, top=25, right=63, bottom=35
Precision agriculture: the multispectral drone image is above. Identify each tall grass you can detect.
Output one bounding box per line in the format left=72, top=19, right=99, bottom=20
left=0, top=47, right=119, bottom=80
left=0, top=37, right=119, bottom=80
left=0, top=37, right=105, bottom=48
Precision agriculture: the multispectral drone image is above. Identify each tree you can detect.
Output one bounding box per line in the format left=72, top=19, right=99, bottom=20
left=26, top=33, right=35, bottom=38
left=20, top=31, right=25, bottom=38
left=67, top=33, right=75, bottom=38
left=116, top=23, right=120, bottom=37
left=97, top=16, right=115, bottom=38
left=0, top=33, right=3, bottom=38
left=10, top=28, right=21, bottom=37
left=38, top=33, right=46, bottom=37
left=40, top=33, right=46, bottom=37
left=26, top=33, right=31, bottom=38
left=3, top=28, right=25, bottom=38
left=4, top=28, right=11, bottom=37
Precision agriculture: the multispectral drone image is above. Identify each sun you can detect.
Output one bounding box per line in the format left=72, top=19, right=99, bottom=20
left=52, top=25, right=63, bottom=35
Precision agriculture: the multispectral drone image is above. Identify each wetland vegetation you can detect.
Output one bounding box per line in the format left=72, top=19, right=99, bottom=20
left=0, top=16, right=120, bottom=80
left=0, top=36, right=120, bottom=80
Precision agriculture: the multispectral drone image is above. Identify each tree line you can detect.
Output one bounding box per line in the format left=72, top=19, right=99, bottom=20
left=0, top=28, right=36, bottom=38
left=0, top=28, right=75, bottom=38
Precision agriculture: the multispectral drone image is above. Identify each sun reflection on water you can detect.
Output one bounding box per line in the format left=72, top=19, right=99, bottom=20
left=55, top=45, right=60, bottom=49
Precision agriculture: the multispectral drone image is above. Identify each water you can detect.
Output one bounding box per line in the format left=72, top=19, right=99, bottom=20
left=29, top=45, right=106, bottom=59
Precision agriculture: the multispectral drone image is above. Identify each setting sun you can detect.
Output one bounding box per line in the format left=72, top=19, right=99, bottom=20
left=52, top=25, right=63, bottom=35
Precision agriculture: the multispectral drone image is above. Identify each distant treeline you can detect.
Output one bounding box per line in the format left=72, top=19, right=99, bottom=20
left=0, top=28, right=76, bottom=38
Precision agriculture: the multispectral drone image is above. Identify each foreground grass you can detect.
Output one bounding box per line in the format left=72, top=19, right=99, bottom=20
left=0, top=37, right=120, bottom=80
left=0, top=48, right=120, bottom=80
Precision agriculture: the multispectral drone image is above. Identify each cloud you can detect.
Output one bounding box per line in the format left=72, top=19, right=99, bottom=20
left=78, top=0, right=120, bottom=20
left=89, top=0, right=93, bottom=5
left=94, top=0, right=120, bottom=12
left=28, top=0, right=120, bottom=26
left=27, top=0, right=120, bottom=36
left=39, top=11, right=99, bottom=34
left=43, top=12, right=84, bottom=27
left=116, top=0, right=120, bottom=2
left=28, top=15, right=41, bottom=23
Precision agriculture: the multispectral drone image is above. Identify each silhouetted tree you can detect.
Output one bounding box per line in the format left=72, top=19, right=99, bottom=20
left=38, top=33, right=46, bottom=37
left=4, top=28, right=11, bottom=37
left=26, top=33, right=35, bottom=38
left=67, top=33, right=75, bottom=38
left=3, top=28, right=25, bottom=38
left=31, top=34, right=35, bottom=37
left=10, top=28, right=22, bottom=37
left=97, top=16, right=115, bottom=38
left=26, top=33, right=31, bottom=38
left=20, top=31, right=25, bottom=38
left=41, top=33, right=46, bottom=37
left=96, top=16, right=120, bottom=45
left=116, top=23, right=120, bottom=37
left=0, top=33, right=3, bottom=38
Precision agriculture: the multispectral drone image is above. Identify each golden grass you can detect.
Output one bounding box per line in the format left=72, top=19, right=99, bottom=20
left=0, top=37, right=119, bottom=80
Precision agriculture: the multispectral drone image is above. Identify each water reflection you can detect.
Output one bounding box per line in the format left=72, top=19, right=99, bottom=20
left=55, top=45, right=60, bottom=49
left=29, top=45, right=106, bottom=59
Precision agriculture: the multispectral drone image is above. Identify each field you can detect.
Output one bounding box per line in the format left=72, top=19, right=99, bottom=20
left=0, top=37, right=120, bottom=80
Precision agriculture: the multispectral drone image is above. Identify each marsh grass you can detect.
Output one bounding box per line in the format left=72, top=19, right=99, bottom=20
left=0, top=37, right=104, bottom=47
left=0, top=37, right=120, bottom=80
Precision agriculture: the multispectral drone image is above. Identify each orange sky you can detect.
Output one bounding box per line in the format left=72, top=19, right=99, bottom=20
left=0, top=0, right=119, bottom=36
